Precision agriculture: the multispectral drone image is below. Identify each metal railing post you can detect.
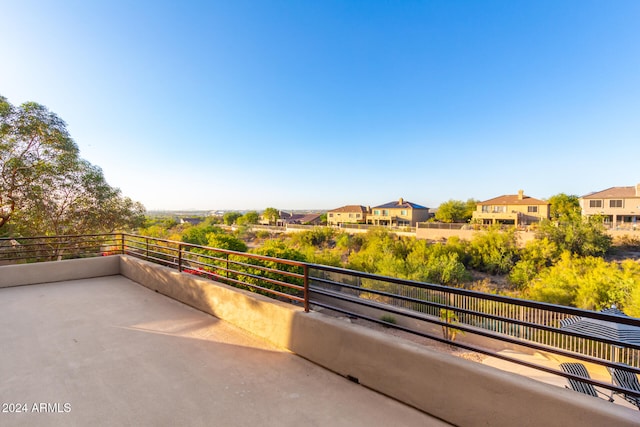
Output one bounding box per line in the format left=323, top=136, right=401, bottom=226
left=120, top=233, right=125, bottom=255
left=145, top=238, right=149, bottom=259
left=178, top=243, right=183, bottom=272
left=303, top=265, right=309, bottom=312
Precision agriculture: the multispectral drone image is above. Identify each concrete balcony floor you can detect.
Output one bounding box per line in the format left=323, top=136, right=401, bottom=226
left=0, top=276, right=449, bottom=426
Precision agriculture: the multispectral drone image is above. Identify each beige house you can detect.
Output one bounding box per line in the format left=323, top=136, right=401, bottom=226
left=472, top=190, right=550, bottom=227
left=327, top=205, right=368, bottom=226
left=366, top=198, right=431, bottom=227
left=580, top=184, right=640, bottom=230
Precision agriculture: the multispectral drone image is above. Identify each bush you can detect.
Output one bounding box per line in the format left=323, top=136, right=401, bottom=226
left=467, top=226, right=519, bottom=275
left=526, top=253, right=640, bottom=311
left=508, top=238, right=560, bottom=289
left=536, top=213, right=612, bottom=257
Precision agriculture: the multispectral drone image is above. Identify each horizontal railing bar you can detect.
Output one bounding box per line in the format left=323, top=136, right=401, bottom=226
left=181, top=250, right=304, bottom=280
left=309, top=264, right=640, bottom=327
left=309, top=287, right=640, bottom=375
left=309, top=277, right=640, bottom=351
left=182, top=258, right=305, bottom=292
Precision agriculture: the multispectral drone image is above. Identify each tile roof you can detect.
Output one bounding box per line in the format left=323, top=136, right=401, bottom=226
left=328, top=205, right=368, bottom=213
left=478, top=194, right=548, bottom=206
left=373, top=199, right=428, bottom=210
left=581, top=186, right=640, bottom=199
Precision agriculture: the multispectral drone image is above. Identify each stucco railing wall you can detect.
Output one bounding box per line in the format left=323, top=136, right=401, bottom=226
left=0, top=256, right=120, bottom=288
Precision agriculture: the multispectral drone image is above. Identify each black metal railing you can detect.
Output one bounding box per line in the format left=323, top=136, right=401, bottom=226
left=0, top=234, right=122, bottom=263
left=121, top=234, right=310, bottom=311
left=1, top=233, right=639, bottom=405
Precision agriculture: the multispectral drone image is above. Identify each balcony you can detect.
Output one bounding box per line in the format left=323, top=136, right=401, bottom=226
left=1, top=235, right=639, bottom=426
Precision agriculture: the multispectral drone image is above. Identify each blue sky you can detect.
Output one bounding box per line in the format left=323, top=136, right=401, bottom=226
left=2, top=1, right=639, bottom=211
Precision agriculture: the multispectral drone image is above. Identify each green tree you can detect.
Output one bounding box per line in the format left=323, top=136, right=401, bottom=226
left=467, top=226, right=519, bottom=274
left=536, top=212, right=611, bottom=257
left=1, top=95, right=78, bottom=230
left=207, top=233, right=247, bottom=252
left=347, top=228, right=411, bottom=273
left=435, top=199, right=477, bottom=223
left=547, top=193, right=580, bottom=221
left=405, top=240, right=471, bottom=285
left=319, top=213, right=328, bottom=225
left=508, top=238, right=560, bottom=289
left=181, top=224, right=223, bottom=245
left=223, top=211, right=242, bottom=225
left=526, top=253, right=640, bottom=311
left=1, top=96, right=144, bottom=236
left=289, top=227, right=337, bottom=249
left=236, top=211, right=259, bottom=225
left=262, top=207, right=280, bottom=225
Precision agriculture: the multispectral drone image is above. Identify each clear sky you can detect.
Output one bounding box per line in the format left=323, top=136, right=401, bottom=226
left=2, top=1, right=639, bottom=211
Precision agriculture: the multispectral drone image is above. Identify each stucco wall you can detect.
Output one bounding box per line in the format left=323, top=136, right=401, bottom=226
left=0, top=256, right=120, bottom=288
left=415, top=227, right=538, bottom=245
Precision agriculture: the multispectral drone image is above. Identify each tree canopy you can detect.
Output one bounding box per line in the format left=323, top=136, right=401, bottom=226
left=223, top=211, right=242, bottom=225
left=236, top=211, right=259, bottom=225
left=262, top=207, right=280, bottom=225
left=547, top=193, right=580, bottom=220
left=434, top=199, right=477, bottom=223
left=536, top=212, right=611, bottom=257
left=0, top=95, right=145, bottom=236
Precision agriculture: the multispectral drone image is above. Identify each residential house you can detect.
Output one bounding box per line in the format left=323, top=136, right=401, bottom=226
left=580, top=184, right=640, bottom=229
left=327, top=205, right=368, bottom=226
left=179, top=217, right=204, bottom=226
left=276, top=212, right=323, bottom=226
left=472, top=190, right=550, bottom=227
left=366, top=198, right=430, bottom=227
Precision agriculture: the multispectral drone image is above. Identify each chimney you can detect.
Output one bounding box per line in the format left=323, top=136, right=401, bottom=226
left=399, top=197, right=404, bottom=205
left=636, top=183, right=640, bottom=197
left=517, top=190, right=524, bottom=200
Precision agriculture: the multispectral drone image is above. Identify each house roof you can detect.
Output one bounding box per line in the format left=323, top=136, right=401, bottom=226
left=279, top=213, right=322, bottom=223
left=328, top=205, right=368, bottom=214
left=180, top=217, right=204, bottom=225
left=581, top=186, right=639, bottom=199
left=373, top=198, right=428, bottom=210
left=478, top=194, right=548, bottom=206
left=298, top=213, right=322, bottom=223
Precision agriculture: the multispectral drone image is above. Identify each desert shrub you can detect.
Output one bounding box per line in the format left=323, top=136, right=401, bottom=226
left=536, top=213, right=612, bottom=257
left=206, top=233, right=247, bottom=252
left=289, top=227, right=337, bottom=248
left=467, top=226, right=519, bottom=274
left=526, top=253, right=640, bottom=311
left=508, top=238, right=560, bottom=288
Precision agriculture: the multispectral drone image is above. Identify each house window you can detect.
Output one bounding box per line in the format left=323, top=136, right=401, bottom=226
left=349, top=213, right=354, bottom=218
left=492, top=206, right=504, bottom=213
left=527, top=206, right=538, bottom=213
left=482, top=206, right=490, bottom=213
left=382, top=210, right=389, bottom=216
left=374, top=210, right=380, bottom=215
left=356, top=213, right=361, bottom=218
left=610, top=200, right=623, bottom=208
left=400, top=210, right=407, bottom=216
left=589, top=200, right=602, bottom=208
left=329, top=213, right=333, bottom=217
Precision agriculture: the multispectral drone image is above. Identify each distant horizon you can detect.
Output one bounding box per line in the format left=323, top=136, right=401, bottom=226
left=3, top=1, right=639, bottom=211
left=142, top=187, right=609, bottom=213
